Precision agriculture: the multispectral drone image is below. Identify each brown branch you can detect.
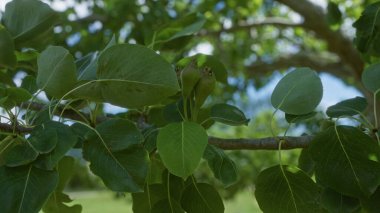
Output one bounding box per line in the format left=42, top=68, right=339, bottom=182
left=275, top=0, right=364, bottom=79
left=20, top=102, right=107, bottom=124
left=0, top=121, right=312, bottom=150
left=246, top=53, right=352, bottom=78
left=76, top=14, right=108, bottom=23
left=0, top=123, right=33, bottom=134
left=209, top=136, right=312, bottom=150
left=201, top=17, right=302, bottom=36
left=1, top=101, right=314, bottom=150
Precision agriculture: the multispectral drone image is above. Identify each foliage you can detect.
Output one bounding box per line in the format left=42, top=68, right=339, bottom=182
left=1, top=0, right=380, bottom=212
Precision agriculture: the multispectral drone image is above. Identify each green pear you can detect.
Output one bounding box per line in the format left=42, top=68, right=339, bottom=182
left=180, top=59, right=201, bottom=98
left=194, top=66, right=216, bottom=109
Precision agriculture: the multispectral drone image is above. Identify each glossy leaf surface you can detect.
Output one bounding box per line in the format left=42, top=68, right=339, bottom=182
left=309, top=126, right=380, bottom=198
left=157, top=121, right=208, bottom=179
left=203, top=145, right=238, bottom=187
left=0, top=165, right=58, bottom=213
left=255, top=165, right=320, bottom=213
left=181, top=183, right=224, bottom=213
left=37, top=46, right=77, bottom=98
left=326, top=96, right=367, bottom=118
left=210, top=103, right=249, bottom=126
left=271, top=67, right=323, bottom=115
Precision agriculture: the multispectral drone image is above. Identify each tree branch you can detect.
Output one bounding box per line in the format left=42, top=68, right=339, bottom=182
left=201, top=17, right=302, bottom=36
left=20, top=102, right=107, bottom=124
left=208, top=135, right=313, bottom=150
left=275, top=0, right=364, bottom=79
left=0, top=123, right=33, bottom=134
left=0, top=121, right=312, bottom=150
left=76, top=14, right=108, bottom=23
left=246, top=53, right=352, bottom=78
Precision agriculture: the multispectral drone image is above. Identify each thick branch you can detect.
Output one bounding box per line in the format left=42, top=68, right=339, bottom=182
left=0, top=121, right=312, bottom=150
left=247, top=53, right=352, bottom=78
left=211, top=136, right=312, bottom=150
left=201, top=17, right=302, bottom=36
left=76, top=14, right=108, bottom=23
left=0, top=123, right=33, bottom=134
left=275, top=0, right=364, bottom=79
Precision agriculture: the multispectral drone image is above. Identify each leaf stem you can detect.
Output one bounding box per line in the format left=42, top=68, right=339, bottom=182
left=167, top=172, right=174, bottom=212
left=183, top=98, right=189, bottom=121
left=374, top=91, right=379, bottom=130
left=270, top=108, right=279, bottom=138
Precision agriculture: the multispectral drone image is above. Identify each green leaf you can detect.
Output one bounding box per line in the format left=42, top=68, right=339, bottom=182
left=28, top=124, right=58, bottom=154
left=0, top=136, right=14, bottom=166
left=157, top=121, right=208, bottom=179
left=210, top=103, right=249, bottom=126
left=285, top=111, right=317, bottom=123
left=152, top=199, right=185, bottom=213
left=255, top=165, right=320, bottom=213
left=362, top=63, right=380, bottom=93
left=327, top=2, right=342, bottom=25
left=43, top=192, right=82, bottom=213
left=83, top=128, right=149, bottom=192
left=353, top=2, right=380, bottom=56
left=203, top=145, right=238, bottom=187
left=70, top=123, right=91, bottom=148
left=309, top=126, right=380, bottom=198
left=56, top=156, right=76, bottom=191
left=0, top=24, right=17, bottom=69
left=92, top=118, right=143, bottom=152
left=43, top=156, right=82, bottom=213
left=3, top=137, right=38, bottom=167
left=147, top=155, right=165, bottom=184
left=0, top=69, right=15, bottom=86
left=196, top=107, right=215, bottom=129
left=2, top=0, right=59, bottom=49
left=326, top=96, right=367, bottom=118
left=33, top=121, right=77, bottom=170
left=271, top=67, right=323, bottom=115
left=298, top=147, right=315, bottom=176
left=0, top=165, right=59, bottom=213
left=148, top=106, right=168, bottom=127
left=180, top=183, right=224, bottom=213
left=143, top=127, right=158, bottom=153
left=163, top=102, right=183, bottom=123
left=76, top=52, right=98, bottom=81
left=0, top=87, right=31, bottom=109
left=320, top=187, right=360, bottom=213
left=16, top=49, right=39, bottom=62
left=75, top=44, right=180, bottom=108
left=21, top=75, right=38, bottom=94
left=162, top=170, right=187, bottom=202
left=132, top=184, right=166, bottom=213
left=156, top=13, right=206, bottom=43
left=361, top=187, right=380, bottom=213
left=76, top=35, right=116, bottom=81
left=37, top=46, right=77, bottom=98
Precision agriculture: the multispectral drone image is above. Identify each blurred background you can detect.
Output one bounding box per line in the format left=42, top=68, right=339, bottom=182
left=0, top=0, right=372, bottom=212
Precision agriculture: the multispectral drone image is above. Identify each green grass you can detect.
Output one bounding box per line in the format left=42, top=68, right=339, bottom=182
left=69, top=190, right=262, bottom=213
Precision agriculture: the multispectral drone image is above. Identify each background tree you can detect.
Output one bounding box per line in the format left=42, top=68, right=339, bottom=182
left=1, top=0, right=380, bottom=212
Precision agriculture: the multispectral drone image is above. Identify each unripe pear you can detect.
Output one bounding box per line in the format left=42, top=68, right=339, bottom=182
left=194, top=66, right=216, bottom=108
left=0, top=25, right=17, bottom=69
left=180, top=60, right=201, bottom=98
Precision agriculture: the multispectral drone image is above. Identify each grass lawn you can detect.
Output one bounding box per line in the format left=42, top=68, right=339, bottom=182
left=69, top=189, right=262, bottom=212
